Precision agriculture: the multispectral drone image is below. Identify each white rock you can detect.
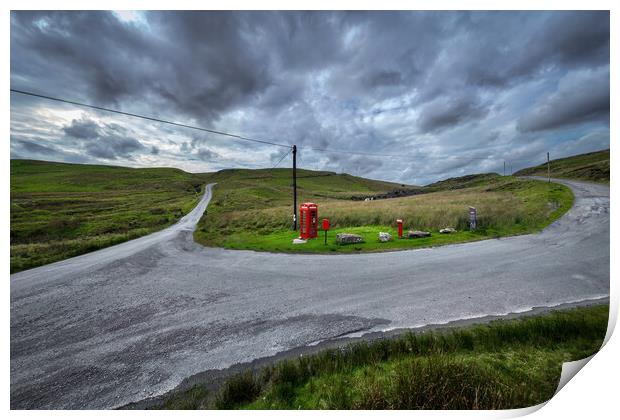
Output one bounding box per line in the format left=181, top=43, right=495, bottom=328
left=292, top=238, right=307, bottom=244
left=378, top=232, right=392, bottom=242
left=336, top=233, right=364, bottom=244
left=440, top=227, right=457, bottom=234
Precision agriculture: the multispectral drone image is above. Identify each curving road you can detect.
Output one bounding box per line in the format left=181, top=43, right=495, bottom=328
left=10, top=178, right=609, bottom=409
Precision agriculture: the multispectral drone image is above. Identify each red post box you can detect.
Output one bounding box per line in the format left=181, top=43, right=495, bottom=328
left=299, top=203, right=319, bottom=239
left=396, top=219, right=403, bottom=238
left=322, top=218, right=330, bottom=244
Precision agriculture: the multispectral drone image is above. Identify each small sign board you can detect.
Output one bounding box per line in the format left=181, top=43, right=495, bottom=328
left=469, top=207, right=477, bottom=230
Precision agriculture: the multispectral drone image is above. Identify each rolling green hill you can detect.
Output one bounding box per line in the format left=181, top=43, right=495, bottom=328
left=514, top=149, right=609, bottom=184
left=10, top=159, right=210, bottom=273
left=10, top=161, right=416, bottom=272
left=11, top=159, right=575, bottom=271
left=423, top=173, right=500, bottom=192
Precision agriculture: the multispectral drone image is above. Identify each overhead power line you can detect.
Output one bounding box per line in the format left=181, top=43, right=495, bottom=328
left=11, top=88, right=534, bottom=164
left=10, top=88, right=292, bottom=149
left=272, top=149, right=291, bottom=168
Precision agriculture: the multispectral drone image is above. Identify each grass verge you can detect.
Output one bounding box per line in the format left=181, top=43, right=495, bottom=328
left=159, top=304, right=608, bottom=410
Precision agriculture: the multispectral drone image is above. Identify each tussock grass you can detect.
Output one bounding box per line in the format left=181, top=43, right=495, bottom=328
left=162, top=305, right=607, bottom=410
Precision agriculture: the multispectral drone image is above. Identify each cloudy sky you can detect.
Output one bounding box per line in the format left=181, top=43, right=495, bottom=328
left=10, top=11, right=610, bottom=185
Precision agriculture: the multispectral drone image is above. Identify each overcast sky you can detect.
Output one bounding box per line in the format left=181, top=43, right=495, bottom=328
left=10, top=11, right=610, bottom=185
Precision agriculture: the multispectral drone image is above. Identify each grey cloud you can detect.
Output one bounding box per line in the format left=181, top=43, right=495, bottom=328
left=449, top=12, right=609, bottom=89
left=364, top=70, right=403, bottom=88
left=552, top=132, right=609, bottom=159
left=84, top=136, right=144, bottom=160
left=517, top=67, right=610, bottom=132
left=195, top=147, right=220, bottom=161
left=63, top=118, right=101, bottom=139
left=63, top=117, right=145, bottom=160
left=10, top=11, right=610, bottom=184
left=14, top=139, right=59, bottom=155
left=180, top=142, right=192, bottom=153
left=417, top=95, right=489, bottom=133
left=10, top=137, right=89, bottom=163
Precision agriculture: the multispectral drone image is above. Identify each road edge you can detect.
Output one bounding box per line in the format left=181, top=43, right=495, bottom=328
left=121, top=296, right=610, bottom=410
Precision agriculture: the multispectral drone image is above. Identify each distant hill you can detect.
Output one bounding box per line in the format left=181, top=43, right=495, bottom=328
left=10, top=159, right=211, bottom=272
left=204, top=167, right=419, bottom=203
left=10, top=160, right=417, bottom=272
left=423, top=173, right=501, bottom=191
left=514, top=149, right=609, bottom=184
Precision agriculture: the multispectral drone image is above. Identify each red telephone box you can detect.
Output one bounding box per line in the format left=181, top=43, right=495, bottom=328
left=299, top=202, right=318, bottom=239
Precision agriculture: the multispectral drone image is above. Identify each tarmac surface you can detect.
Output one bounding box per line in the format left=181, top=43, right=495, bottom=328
left=10, top=177, right=610, bottom=409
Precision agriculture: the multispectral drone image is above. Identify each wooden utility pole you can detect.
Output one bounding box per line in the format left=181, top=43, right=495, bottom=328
left=292, top=145, right=297, bottom=230
left=547, top=152, right=550, bottom=183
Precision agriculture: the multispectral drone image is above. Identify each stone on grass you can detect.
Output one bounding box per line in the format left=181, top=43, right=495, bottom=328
left=378, top=232, right=392, bottom=242
left=439, top=227, right=457, bottom=234
left=336, top=233, right=364, bottom=245
left=408, top=230, right=431, bottom=238
left=292, top=238, right=307, bottom=244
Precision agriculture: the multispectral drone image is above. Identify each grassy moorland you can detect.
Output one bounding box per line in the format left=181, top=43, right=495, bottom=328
left=514, top=149, right=609, bottom=184
left=11, top=160, right=576, bottom=270
left=158, top=304, right=608, bottom=410
left=10, top=160, right=210, bottom=273
left=194, top=171, right=573, bottom=254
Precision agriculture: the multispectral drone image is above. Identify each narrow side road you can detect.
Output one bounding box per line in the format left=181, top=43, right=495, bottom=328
left=10, top=178, right=609, bottom=409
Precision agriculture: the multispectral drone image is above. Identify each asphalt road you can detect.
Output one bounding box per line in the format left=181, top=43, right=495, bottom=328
left=10, top=178, right=610, bottom=409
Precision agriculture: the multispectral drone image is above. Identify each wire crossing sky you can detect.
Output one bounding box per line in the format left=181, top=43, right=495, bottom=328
left=10, top=11, right=609, bottom=185
left=11, top=88, right=292, bottom=148
left=12, top=88, right=532, bottom=163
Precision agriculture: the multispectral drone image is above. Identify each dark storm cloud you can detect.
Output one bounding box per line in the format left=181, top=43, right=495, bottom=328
left=10, top=136, right=89, bottom=163
left=449, top=12, right=609, bottom=90
left=63, top=118, right=100, bottom=139
left=85, top=136, right=144, bottom=160
left=517, top=67, right=610, bottom=132
left=417, top=94, right=489, bottom=133
left=13, top=138, right=62, bottom=155
left=364, top=70, right=403, bottom=88
left=195, top=148, right=220, bottom=162
left=11, top=11, right=153, bottom=105
left=63, top=117, right=145, bottom=160
left=10, top=11, right=610, bottom=184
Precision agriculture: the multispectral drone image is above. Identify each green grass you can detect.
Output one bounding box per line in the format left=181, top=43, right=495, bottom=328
left=514, top=149, right=609, bottom=184
left=195, top=173, right=573, bottom=254
left=10, top=159, right=576, bottom=269
left=158, top=304, right=608, bottom=410
left=10, top=159, right=210, bottom=273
